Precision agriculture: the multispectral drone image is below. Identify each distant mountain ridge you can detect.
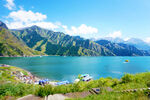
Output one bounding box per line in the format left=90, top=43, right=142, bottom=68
left=95, top=40, right=150, bottom=56
left=0, top=21, right=150, bottom=56
left=98, top=37, right=150, bottom=50
left=124, top=38, right=150, bottom=50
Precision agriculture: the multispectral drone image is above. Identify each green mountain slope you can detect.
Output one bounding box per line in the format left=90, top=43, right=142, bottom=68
left=0, top=22, right=42, bottom=56
left=12, top=26, right=114, bottom=56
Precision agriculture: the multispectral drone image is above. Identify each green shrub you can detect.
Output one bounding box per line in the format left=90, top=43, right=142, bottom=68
left=35, top=85, right=53, bottom=97
left=146, top=81, right=150, bottom=87
left=0, top=83, right=37, bottom=99
left=121, top=74, right=134, bottom=83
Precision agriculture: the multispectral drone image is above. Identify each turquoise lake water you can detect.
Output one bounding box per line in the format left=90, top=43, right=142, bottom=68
left=0, top=56, right=150, bottom=82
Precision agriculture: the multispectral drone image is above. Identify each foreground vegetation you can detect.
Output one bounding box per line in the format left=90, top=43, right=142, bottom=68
left=0, top=83, right=38, bottom=100
left=0, top=65, right=150, bottom=100
left=0, top=66, right=37, bottom=99
left=69, top=91, right=150, bottom=100
left=35, top=72, right=150, bottom=99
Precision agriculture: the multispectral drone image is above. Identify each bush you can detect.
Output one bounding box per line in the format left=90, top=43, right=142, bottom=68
left=146, top=81, right=150, bottom=87
left=35, top=85, right=53, bottom=97
left=121, top=74, right=134, bottom=83
left=0, top=83, right=37, bottom=99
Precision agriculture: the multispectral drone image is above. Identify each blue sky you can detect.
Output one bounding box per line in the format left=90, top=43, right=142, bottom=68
left=0, top=0, right=150, bottom=42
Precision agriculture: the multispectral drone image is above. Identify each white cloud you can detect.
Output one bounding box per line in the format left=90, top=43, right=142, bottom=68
left=4, top=0, right=16, bottom=10
left=107, top=31, right=122, bottom=38
left=5, top=9, right=98, bottom=38
left=6, top=21, right=59, bottom=30
left=144, top=37, right=150, bottom=44
left=6, top=21, right=25, bottom=29
left=6, top=9, right=59, bottom=30
left=7, top=9, right=47, bottom=23
left=64, top=24, right=98, bottom=35
left=62, top=25, right=68, bottom=29
left=124, top=37, right=130, bottom=41
left=29, top=22, right=59, bottom=30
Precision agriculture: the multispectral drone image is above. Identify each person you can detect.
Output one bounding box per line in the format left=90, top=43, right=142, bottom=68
left=39, top=80, right=42, bottom=85
left=42, top=80, right=45, bottom=86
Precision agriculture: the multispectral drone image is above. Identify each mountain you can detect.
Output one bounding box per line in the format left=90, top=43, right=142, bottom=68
left=11, top=25, right=115, bottom=56
left=102, top=37, right=124, bottom=43
left=0, top=21, right=8, bottom=29
left=0, top=21, right=42, bottom=56
left=101, top=37, right=150, bottom=50
left=1, top=21, right=150, bottom=56
left=124, top=38, right=150, bottom=50
left=11, top=25, right=150, bottom=56
left=95, top=40, right=150, bottom=56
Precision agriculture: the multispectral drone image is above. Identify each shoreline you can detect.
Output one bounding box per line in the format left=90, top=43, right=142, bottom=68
left=1, top=63, right=150, bottom=87
left=0, top=55, right=48, bottom=57
left=0, top=64, right=58, bottom=85
left=1, top=55, right=150, bottom=58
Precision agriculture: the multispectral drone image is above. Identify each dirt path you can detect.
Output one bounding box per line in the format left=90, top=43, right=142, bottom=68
left=45, top=94, right=68, bottom=100
left=115, top=87, right=150, bottom=93
left=64, top=91, right=92, bottom=98
left=17, top=94, right=43, bottom=100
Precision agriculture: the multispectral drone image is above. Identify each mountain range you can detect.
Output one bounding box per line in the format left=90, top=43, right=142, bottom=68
left=99, top=37, right=150, bottom=50
left=0, top=21, right=150, bottom=56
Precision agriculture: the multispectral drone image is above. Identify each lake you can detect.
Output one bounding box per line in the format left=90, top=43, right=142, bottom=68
left=0, top=56, right=150, bottom=82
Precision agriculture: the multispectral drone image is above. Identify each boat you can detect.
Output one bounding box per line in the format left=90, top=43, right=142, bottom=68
left=55, top=80, right=69, bottom=86
left=125, top=60, right=129, bottom=62
left=77, top=74, right=93, bottom=82
left=82, top=76, right=92, bottom=82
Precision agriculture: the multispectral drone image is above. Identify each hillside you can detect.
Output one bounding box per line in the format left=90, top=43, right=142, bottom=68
left=11, top=25, right=114, bottom=56
left=0, top=21, right=42, bottom=56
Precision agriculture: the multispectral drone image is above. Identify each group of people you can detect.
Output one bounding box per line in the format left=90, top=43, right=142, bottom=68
left=12, top=71, right=40, bottom=84
left=38, top=79, right=49, bottom=85
left=12, top=69, right=90, bottom=86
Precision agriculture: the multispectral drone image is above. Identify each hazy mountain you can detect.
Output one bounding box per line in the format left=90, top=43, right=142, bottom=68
left=99, top=37, right=150, bottom=50
left=102, top=37, right=124, bottom=43
left=0, top=21, right=42, bottom=56
left=95, top=40, right=149, bottom=56
left=124, top=38, right=150, bottom=50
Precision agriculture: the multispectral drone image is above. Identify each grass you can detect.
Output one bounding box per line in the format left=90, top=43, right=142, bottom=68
left=34, top=72, right=150, bottom=99
left=0, top=83, right=39, bottom=100
left=68, top=91, right=150, bottom=100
